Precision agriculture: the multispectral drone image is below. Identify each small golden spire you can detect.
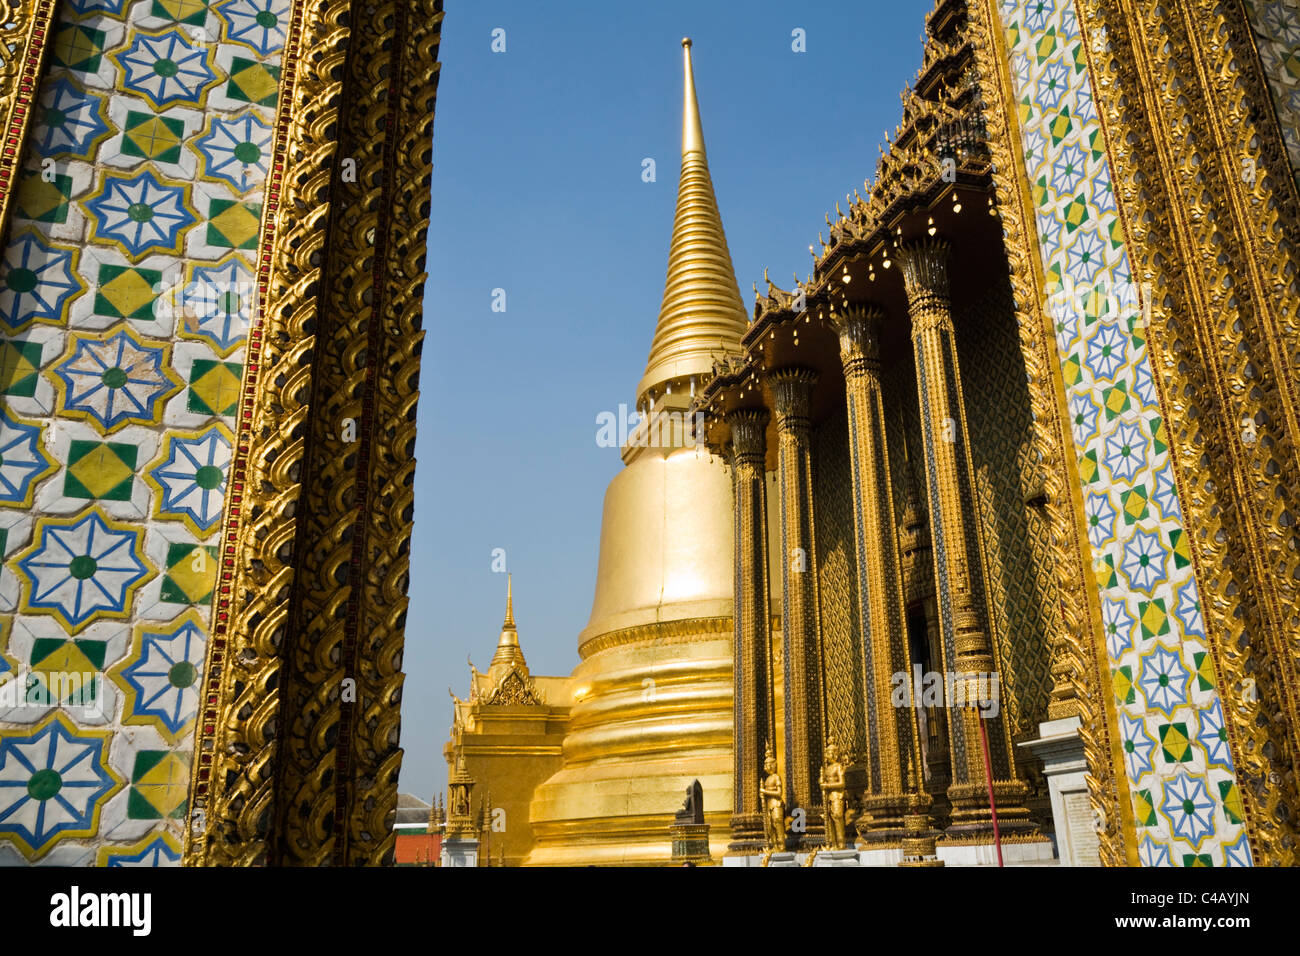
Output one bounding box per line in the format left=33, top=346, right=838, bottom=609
left=491, top=574, right=525, bottom=668
left=503, top=572, right=515, bottom=630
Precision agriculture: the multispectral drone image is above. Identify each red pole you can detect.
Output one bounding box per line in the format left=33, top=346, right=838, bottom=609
left=976, top=712, right=1004, bottom=867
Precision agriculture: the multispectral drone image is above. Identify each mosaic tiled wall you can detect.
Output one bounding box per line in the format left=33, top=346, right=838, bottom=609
left=999, top=0, right=1251, bottom=866
left=0, top=0, right=286, bottom=865
left=1243, top=0, right=1300, bottom=187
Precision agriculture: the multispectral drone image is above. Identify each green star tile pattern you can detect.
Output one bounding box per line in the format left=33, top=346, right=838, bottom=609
left=206, top=198, right=261, bottom=249
left=1159, top=722, right=1193, bottom=763
left=94, top=264, right=163, bottom=320
left=186, top=358, right=241, bottom=415
left=27, top=637, right=105, bottom=706
left=0, top=339, right=43, bottom=397
left=52, top=24, right=106, bottom=76
left=225, top=57, right=279, bottom=107
left=64, top=440, right=138, bottom=501
left=159, top=542, right=217, bottom=605
left=152, top=0, right=211, bottom=27
left=120, top=111, right=186, bottom=165
left=126, top=749, right=189, bottom=820
left=16, top=169, right=73, bottom=224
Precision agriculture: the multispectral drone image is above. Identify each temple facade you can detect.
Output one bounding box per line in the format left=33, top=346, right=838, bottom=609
left=1, top=0, right=1298, bottom=869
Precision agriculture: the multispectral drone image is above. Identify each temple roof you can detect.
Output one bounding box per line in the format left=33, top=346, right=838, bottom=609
left=634, top=39, right=747, bottom=408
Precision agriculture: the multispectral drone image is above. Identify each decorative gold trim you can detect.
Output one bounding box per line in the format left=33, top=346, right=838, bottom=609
left=578, top=616, right=733, bottom=659
left=185, top=0, right=443, bottom=866
left=1078, top=0, right=1300, bottom=866
left=0, top=0, right=59, bottom=235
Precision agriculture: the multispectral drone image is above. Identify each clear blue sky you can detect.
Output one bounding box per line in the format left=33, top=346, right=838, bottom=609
left=402, top=0, right=932, bottom=803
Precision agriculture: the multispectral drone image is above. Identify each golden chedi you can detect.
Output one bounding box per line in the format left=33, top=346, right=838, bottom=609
left=523, top=40, right=747, bottom=866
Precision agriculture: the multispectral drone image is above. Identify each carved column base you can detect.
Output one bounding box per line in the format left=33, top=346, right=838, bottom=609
left=942, top=780, right=1047, bottom=844
left=854, top=792, right=911, bottom=845
left=898, top=792, right=945, bottom=868
left=726, top=813, right=766, bottom=855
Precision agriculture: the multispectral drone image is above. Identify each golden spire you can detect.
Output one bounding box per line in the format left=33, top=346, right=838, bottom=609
left=491, top=573, right=525, bottom=668
left=634, top=38, right=747, bottom=407
left=680, top=38, right=706, bottom=157
left=503, top=572, right=515, bottom=629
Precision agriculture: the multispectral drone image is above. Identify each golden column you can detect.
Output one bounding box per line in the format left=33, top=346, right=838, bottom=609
left=897, top=238, right=1034, bottom=837
left=726, top=408, right=774, bottom=853
left=832, top=304, right=915, bottom=841
left=769, top=367, right=825, bottom=846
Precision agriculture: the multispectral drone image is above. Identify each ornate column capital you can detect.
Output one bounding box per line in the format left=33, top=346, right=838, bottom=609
left=768, top=367, right=818, bottom=432
left=728, top=408, right=769, bottom=466
left=898, top=239, right=952, bottom=333
left=832, top=304, right=886, bottom=379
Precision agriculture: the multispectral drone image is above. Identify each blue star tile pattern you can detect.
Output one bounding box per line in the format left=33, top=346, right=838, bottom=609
left=1222, top=833, right=1253, bottom=867
left=16, top=508, right=153, bottom=632
left=0, top=231, right=83, bottom=333
left=1120, top=711, right=1156, bottom=779
left=1065, top=228, right=1106, bottom=285
left=1122, top=527, right=1168, bottom=594
left=104, top=834, right=181, bottom=866
left=1086, top=322, right=1127, bottom=380
left=1176, top=579, right=1204, bottom=638
left=1198, top=700, right=1233, bottom=768
left=113, top=29, right=218, bottom=110
left=1084, top=490, right=1116, bottom=548
left=1138, top=834, right=1172, bottom=867
left=184, top=259, right=254, bottom=354
left=1160, top=774, right=1216, bottom=850
left=217, top=0, right=291, bottom=57
left=33, top=78, right=110, bottom=159
left=1102, top=597, right=1134, bottom=659
left=1051, top=143, right=1087, bottom=195
left=0, top=715, right=120, bottom=856
left=1152, top=465, right=1182, bottom=521
left=0, top=410, right=56, bottom=507
left=1103, top=420, right=1146, bottom=483
left=0, top=0, right=292, bottom=867
left=50, top=328, right=182, bottom=432
left=1139, top=643, right=1190, bottom=717
left=147, top=425, right=232, bottom=535
left=115, top=614, right=204, bottom=742
left=84, top=170, right=195, bottom=259
left=1068, top=391, right=1100, bottom=445
left=194, top=110, right=273, bottom=192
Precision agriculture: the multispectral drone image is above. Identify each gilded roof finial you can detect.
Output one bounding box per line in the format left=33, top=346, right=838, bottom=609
left=503, top=572, right=515, bottom=630
left=491, top=573, right=525, bottom=668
